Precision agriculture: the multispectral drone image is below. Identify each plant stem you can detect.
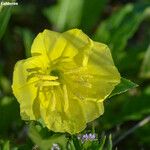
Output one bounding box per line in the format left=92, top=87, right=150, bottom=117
left=113, top=115, right=150, bottom=146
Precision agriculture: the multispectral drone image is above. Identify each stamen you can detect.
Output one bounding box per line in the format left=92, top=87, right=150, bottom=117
left=26, top=67, right=42, bottom=82
left=37, top=75, right=58, bottom=81
left=42, top=81, right=60, bottom=86
left=26, top=67, right=41, bottom=72
left=35, top=81, right=60, bottom=87
left=26, top=73, right=39, bottom=82
left=64, top=67, right=85, bottom=74
left=27, top=74, right=58, bottom=82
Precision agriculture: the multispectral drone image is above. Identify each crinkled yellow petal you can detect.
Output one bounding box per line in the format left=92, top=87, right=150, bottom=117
left=87, top=42, right=120, bottom=101
left=31, top=30, right=59, bottom=56
left=63, top=29, right=90, bottom=66
left=12, top=55, right=49, bottom=120
left=37, top=85, right=86, bottom=134
left=31, top=30, right=78, bottom=61
left=60, top=29, right=120, bottom=124
left=44, top=98, right=86, bottom=134
left=62, top=29, right=120, bottom=101
left=63, top=29, right=89, bottom=50
left=81, top=101, right=104, bottom=122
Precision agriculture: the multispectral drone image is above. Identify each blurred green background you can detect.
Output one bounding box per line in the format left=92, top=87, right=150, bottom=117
left=0, top=0, right=150, bottom=149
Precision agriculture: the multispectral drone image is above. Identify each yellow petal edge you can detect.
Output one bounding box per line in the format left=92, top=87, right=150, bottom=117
left=12, top=29, right=120, bottom=134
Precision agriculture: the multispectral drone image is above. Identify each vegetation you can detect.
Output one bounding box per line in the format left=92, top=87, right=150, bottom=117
left=0, top=0, right=150, bottom=149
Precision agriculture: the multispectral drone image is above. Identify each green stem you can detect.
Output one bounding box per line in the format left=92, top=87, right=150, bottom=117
left=113, top=115, right=150, bottom=146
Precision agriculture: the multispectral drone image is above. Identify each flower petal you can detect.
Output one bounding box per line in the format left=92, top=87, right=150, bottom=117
left=45, top=100, right=86, bottom=134
left=60, top=33, right=120, bottom=101
left=81, top=101, right=104, bottom=122
left=31, top=30, right=59, bottom=56
left=31, top=29, right=78, bottom=61
left=63, top=28, right=91, bottom=66
left=12, top=55, right=49, bottom=120
left=26, top=82, right=87, bottom=134
left=87, top=42, right=121, bottom=101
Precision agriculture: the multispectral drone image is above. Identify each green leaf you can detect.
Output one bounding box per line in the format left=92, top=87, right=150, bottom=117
left=100, top=90, right=150, bottom=130
left=99, top=135, right=113, bottom=150
left=2, top=141, right=10, bottom=150
left=83, top=141, right=92, bottom=149
left=67, top=140, right=76, bottom=150
left=107, top=135, right=112, bottom=150
left=109, top=78, right=138, bottom=98
left=98, top=136, right=106, bottom=150
left=94, top=3, right=150, bottom=61
left=134, top=124, right=150, bottom=147
left=0, top=96, right=21, bottom=136
left=28, top=125, right=42, bottom=145
left=0, top=6, right=12, bottom=40
left=43, top=0, right=83, bottom=31
left=80, top=0, right=108, bottom=34
left=44, top=0, right=108, bottom=33
left=22, top=29, right=34, bottom=58
left=28, top=125, right=68, bottom=150
left=0, top=76, right=11, bottom=94
left=71, top=135, right=82, bottom=150
left=140, top=45, right=150, bottom=78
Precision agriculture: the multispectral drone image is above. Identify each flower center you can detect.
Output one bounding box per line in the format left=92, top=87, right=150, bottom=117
left=26, top=67, right=60, bottom=88
left=50, top=69, right=60, bottom=78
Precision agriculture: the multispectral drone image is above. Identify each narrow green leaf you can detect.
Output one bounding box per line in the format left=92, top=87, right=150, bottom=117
left=140, top=45, right=150, bottom=78
left=0, top=96, right=21, bottom=135
left=94, top=3, right=150, bottom=61
left=109, top=78, right=138, bottom=98
left=98, top=136, right=106, bottom=150
left=94, top=4, right=133, bottom=43
left=67, top=140, right=76, bottom=150
left=28, top=124, right=42, bottom=146
left=83, top=141, right=93, bottom=149
left=0, top=6, right=3, bottom=12
left=2, top=141, right=9, bottom=150
left=107, top=135, right=113, bottom=150
left=44, top=0, right=108, bottom=33
left=22, top=29, right=34, bottom=58
left=43, top=0, right=83, bottom=31
left=80, top=0, right=108, bottom=34
left=0, top=6, right=12, bottom=40
left=72, top=135, right=82, bottom=150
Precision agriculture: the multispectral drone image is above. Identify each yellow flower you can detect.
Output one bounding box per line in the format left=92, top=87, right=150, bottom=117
left=12, top=29, right=120, bottom=134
